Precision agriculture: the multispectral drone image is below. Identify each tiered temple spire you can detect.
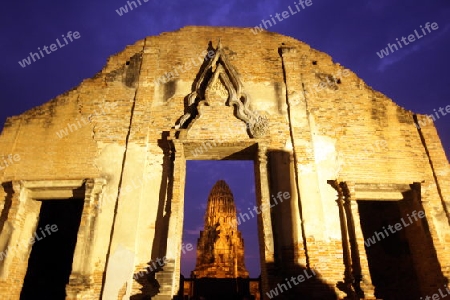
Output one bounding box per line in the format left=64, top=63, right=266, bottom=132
left=192, top=180, right=249, bottom=278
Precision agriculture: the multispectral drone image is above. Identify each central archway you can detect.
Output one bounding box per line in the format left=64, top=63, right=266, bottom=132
left=162, top=140, right=275, bottom=297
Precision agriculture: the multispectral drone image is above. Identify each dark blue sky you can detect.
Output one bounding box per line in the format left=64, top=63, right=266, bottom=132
left=1, top=0, right=449, bottom=277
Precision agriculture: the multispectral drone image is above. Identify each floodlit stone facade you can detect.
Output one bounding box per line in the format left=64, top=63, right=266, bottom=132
left=0, top=26, right=448, bottom=299
left=192, top=180, right=249, bottom=279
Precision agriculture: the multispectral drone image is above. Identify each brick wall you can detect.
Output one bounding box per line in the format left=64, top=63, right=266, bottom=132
left=0, top=26, right=447, bottom=299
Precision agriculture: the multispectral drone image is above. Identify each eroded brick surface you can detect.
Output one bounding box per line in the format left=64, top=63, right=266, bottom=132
left=0, top=26, right=448, bottom=300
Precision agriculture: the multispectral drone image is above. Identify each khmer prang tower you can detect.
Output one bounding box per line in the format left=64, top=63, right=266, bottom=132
left=192, top=180, right=249, bottom=278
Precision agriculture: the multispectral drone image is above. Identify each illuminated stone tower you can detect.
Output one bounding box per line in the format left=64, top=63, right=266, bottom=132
left=192, top=180, right=249, bottom=278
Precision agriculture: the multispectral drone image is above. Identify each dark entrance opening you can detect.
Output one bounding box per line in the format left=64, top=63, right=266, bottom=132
left=357, top=200, right=420, bottom=299
left=20, top=198, right=84, bottom=300
left=181, top=277, right=258, bottom=300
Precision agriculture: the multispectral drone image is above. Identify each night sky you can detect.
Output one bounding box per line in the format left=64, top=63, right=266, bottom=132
left=1, top=0, right=449, bottom=278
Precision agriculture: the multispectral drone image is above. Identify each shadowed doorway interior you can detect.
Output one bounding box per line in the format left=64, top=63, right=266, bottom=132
left=20, top=198, right=84, bottom=300
left=357, top=200, right=421, bottom=299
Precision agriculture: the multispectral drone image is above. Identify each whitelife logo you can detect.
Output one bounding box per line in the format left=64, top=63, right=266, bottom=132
left=235, top=191, right=291, bottom=226
left=115, top=0, right=150, bottom=16
left=154, top=49, right=216, bottom=85
left=364, top=210, right=425, bottom=247
left=415, top=104, right=450, bottom=129
left=0, top=224, right=58, bottom=261
left=376, top=22, right=439, bottom=59
left=0, top=154, right=20, bottom=170
left=251, top=0, right=313, bottom=34
left=420, top=285, right=450, bottom=300
left=18, top=31, right=81, bottom=68
left=55, top=102, right=118, bottom=139
left=133, top=243, right=194, bottom=279
left=266, top=269, right=316, bottom=298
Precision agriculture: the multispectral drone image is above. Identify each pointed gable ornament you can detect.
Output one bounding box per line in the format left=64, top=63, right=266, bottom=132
left=176, top=40, right=268, bottom=138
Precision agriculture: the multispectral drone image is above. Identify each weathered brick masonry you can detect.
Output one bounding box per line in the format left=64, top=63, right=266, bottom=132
left=0, top=26, right=448, bottom=299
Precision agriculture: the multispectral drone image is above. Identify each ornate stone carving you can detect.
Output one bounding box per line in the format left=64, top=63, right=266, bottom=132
left=248, top=113, right=269, bottom=138
left=205, top=77, right=229, bottom=106
left=175, top=40, right=268, bottom=138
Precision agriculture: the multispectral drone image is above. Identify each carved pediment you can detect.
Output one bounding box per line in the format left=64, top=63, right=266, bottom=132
left=175, top=40, right=268, bottom=138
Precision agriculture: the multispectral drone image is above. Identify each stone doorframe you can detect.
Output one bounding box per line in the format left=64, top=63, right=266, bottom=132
left=0, top=178, right=106, bottom=299
left=159, top=132, right=276, bottom=298
left=327, top=181, right=424, bottom=299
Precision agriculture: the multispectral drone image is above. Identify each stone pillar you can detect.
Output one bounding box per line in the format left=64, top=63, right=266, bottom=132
left=66, top=178, right=107, bottom=300
left=344, top=182, right=376, bottom=299
left=342, top=182, right=375, bottom=299
left=0, top=181, right=19, bottom=279
left=0, top=181, right=41, bottom=298
left=254, top=144, right=276, bottom=299
left=327, top=181, right=378, bottom=299
left=328, top=180, right=357, bottom=299
left=154, top=141, right=185, bottom=299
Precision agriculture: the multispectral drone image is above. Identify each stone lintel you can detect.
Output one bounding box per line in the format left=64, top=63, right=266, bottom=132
left=352, top=183, right=413, bottom=201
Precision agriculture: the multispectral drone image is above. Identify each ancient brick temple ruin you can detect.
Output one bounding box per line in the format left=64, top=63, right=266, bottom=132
left=181, top=180, right=260, bottom=299
left=0, top=26, right=449, bottom=299
left=191, top=180, right=248, bottom=279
